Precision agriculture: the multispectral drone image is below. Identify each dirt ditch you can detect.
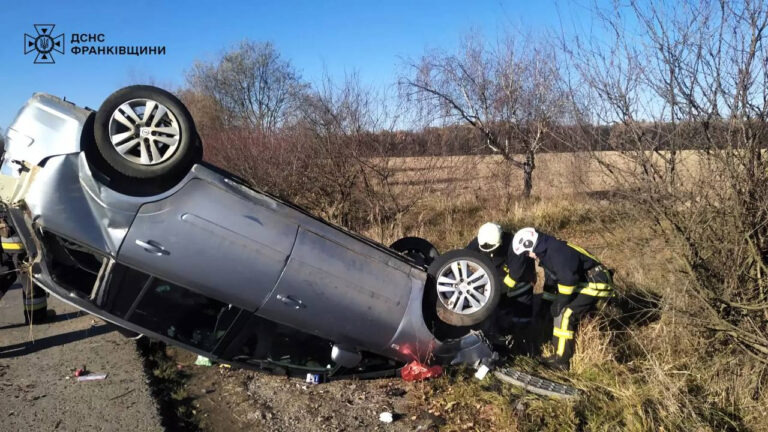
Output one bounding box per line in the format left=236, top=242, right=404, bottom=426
left=141, top=342, right=453, bottom=431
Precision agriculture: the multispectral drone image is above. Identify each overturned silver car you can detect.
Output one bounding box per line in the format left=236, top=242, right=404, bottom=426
left=0, top=86, right=500, bottom=378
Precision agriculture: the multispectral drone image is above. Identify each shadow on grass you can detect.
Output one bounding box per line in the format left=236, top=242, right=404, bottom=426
left=602, top=282, right=663, bottom=364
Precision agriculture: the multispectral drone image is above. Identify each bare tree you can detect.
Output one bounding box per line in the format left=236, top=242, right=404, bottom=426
left=295, top=73, right=442, bottom=232
left=401, top=34, right=568, bottom=197
left=566, top=0, right=768, bottom=361
left=186, top=40, right=306, bottom=133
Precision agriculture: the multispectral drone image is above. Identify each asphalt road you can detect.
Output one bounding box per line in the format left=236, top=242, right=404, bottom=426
left=0, top=282, right=162, bottom=431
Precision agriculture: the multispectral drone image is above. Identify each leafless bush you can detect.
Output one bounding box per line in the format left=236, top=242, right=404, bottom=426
left=292, top=74, right=450, bottom=233
left=566, top=0, right=768, bottom=362
left=186, top=41, right=306, bottom=133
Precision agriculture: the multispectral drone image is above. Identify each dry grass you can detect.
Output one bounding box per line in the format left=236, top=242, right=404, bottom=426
left=379, top=150, right=709, bottom=201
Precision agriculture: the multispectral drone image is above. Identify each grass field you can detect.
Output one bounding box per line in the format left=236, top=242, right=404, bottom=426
left=382, top=150, right=712, bottom=201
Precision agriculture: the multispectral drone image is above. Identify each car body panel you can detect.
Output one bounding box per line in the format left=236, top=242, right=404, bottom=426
left=26, top=154, right=130, bottom=254
left=2, top=94, right=90, bottom=176
left=118, top=178, right=299, bottom=311
left=257, top=227, right=411, bottom=350
left=0, top=92, right=496, bottom=371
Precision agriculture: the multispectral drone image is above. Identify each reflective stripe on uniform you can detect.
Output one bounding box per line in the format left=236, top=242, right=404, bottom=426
left=576, top=281, right=614, bottom=297
left=23, top=296, right=47, bottom=311
left=579, top=287, right=614, bottom=297
left=2, top=242, right=23, bottom=250
left=567, top=242, right=600, bottom=263
left=24, top=302, right=47, bottom=311
left=556, top=308, right=574, bottom=356
left=503, top=274, right=516, bottom=288
left=559, top=281, right=614, bottom=297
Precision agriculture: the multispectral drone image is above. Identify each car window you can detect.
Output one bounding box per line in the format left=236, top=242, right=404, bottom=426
left=128, top=279, right=241, bottom=352
left=101, top=264, right=151, bottom=318
left=221, top=315, right=332, bottom=370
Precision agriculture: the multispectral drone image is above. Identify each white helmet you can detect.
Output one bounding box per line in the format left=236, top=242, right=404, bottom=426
left=512, top=227, right=538, bottom=255
left=477, top=222, right=503, bottom=252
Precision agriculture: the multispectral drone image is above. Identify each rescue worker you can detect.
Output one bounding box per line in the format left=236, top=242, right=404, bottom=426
left=0, top=208, right=17, bottom=302
left=466, top=223, right=538, bottom=351
left=0, top=205, right=44, bottom=323
left=0, top=243, right=15, bottom=301
left=0, top=138, right=41, bottom=321
left=511, top=227, right=614, bottom=370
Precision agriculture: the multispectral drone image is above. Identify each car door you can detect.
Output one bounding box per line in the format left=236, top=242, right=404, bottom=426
left=117, top=178, right=298, bottom=311
left=256, top=227, right=413, bottom=350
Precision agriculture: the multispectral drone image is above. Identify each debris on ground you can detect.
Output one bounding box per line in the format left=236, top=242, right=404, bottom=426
left=493, top=367, right=580, bottom=399
left=304, top=373, right=321, bottom=385
left=77, top=373, right=107, bottom=382
left=194, top=355, right=213, bottom=367
left=474, top=364, right=490, bottom=380
left=400, top=361, right=442, bottom=382
left=379, top=411, right=394, bottom=423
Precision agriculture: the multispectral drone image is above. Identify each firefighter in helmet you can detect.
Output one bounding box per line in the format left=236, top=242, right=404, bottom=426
left=467, top=222, right=553, bottom=352
left=512, top=227, right=614, bottom=370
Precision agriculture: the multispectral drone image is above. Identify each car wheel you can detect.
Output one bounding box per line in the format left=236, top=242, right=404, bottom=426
left=428, top=249, right=502, bottom=327
left=91, top=85, right=201, bottom=194
left=389, top=237, right=439, bottom=266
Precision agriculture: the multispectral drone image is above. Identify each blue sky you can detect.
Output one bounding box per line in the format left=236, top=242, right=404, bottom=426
left=0, top=0, right=588, bottom=127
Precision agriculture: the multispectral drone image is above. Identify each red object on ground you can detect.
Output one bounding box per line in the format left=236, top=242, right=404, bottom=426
left=74, top=368, right=86, bottom=377
left=400, top=361, right=443, bottom=382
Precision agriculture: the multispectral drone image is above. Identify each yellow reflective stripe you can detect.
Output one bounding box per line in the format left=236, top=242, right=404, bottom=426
left=584, top=282, right=611, bottom=290
left=557, top=338, right=566, bottom=356
left=556, top=308, right=573, bottom=356
left=567, top=243, right=600, bottom=263
left=578, top=287, right=614, bottom=297
left=558, top=284, right=575, bottom=295
left=503, top=274, right=516, bottom=288
left=2, top=242, right=24, bottom=250
left=553, top=328, right=574, bottom=339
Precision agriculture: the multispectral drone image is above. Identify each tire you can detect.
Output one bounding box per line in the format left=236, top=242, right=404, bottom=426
left=90, top=85, right=201, bottom=194
left=427, top=249, right=502, bottom=327
left=389, top=237, right=439, bottom=266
